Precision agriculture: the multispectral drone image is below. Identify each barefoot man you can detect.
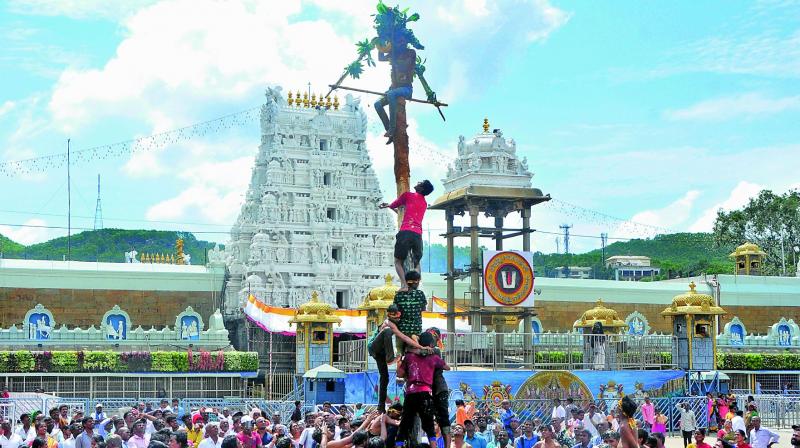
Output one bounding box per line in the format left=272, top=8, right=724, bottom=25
left=379, top=180, right=434, bottom=290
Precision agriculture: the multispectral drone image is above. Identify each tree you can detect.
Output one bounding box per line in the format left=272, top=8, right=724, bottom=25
left=713, top=189, right=800, bottom=275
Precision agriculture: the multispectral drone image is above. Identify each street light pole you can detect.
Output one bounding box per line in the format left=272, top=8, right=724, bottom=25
left=793, top=246, right=799, bottom=276
left=780, top=230, right=786, bottom=276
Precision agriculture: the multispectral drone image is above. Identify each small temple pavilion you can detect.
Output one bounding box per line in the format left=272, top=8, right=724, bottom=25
left=357, top=274, right=399, bottom=370
left=729, top=242, right=767, bottom=276
left=662, top=282, right=726, bottom=371
left=289, top=291, right=342, bottom=376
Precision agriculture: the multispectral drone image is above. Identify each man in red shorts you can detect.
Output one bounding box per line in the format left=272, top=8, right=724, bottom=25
left=379, top=179, right=434, bottom=290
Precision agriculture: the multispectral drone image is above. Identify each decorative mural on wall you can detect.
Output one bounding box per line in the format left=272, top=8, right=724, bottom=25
left=718, top=316, right=799, bottom=347
left=6, top=304, right=228, bottom=349
left=25, top=304, right=54, bottom=341
left=103, top=306, right=131, bottom=341
left=531, top=317, right=543, bottom=344
left=482, top=381, right=513, bottom=411
left=516, top=371, right=593, bottom=401
left=777, top=322, right=792, bottom=347
left=625, top=311, right=650, bottom=336
left=345, top=370, right=685, bottom=407
left=176, top=307, right=204, bottom=341
left=727, top=318, right=746, bottom=347
left=598, top=380, right=625, bottom=411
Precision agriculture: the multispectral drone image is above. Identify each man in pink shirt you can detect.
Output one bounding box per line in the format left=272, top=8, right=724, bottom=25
left=641, top=396, right=656, bottom=432
left=395, top=331, right=449, bottom=448
left=379, top=179, right=434, bottom=290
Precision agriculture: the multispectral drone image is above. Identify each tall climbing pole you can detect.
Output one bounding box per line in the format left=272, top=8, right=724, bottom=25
left=326, top=1, right=446, bottom=204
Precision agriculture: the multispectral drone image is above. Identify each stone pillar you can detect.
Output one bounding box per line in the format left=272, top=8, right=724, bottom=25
left=520, top=206, right=533, bottom=367
left=446, top=210, right=456, bottom=335
left=469, top=205, right=481, bottom=332
left=469, top=205, right=481, bottom=365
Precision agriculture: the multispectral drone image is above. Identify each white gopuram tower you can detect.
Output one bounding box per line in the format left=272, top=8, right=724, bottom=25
left=224, top=87, right=395, bottom=329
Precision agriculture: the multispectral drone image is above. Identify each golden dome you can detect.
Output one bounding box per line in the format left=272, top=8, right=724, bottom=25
left=358, top=274, right=398, bottom=310
left=289, top=291, right=342, bottom=324
left=661, top=282, right=726, bottom=316
left=729, top=242, right=766, bottom=258
left=573, top=299, right=626, bottom=329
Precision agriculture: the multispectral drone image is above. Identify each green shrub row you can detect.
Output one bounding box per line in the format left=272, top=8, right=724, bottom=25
left=0, top=351, right=258, bottom=373
left=716, top=352, right=800, bottom=370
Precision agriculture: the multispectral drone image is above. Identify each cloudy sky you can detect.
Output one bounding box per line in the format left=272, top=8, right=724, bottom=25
left=1, top=0, right=799, bottom=253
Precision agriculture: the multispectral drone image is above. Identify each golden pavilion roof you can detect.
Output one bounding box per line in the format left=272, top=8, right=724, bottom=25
left=729, top=242, right=766, bottom=258
left=358, top=274, right=398, bottom=310
left=289, top=291, right=342, bottom=324
left=573, top=299, right=626, bottom=329
left=661, top=282, right=726, bottom=316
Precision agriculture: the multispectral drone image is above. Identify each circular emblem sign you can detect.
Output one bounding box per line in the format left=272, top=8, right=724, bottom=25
left=484, top=251, right=534, bottom=306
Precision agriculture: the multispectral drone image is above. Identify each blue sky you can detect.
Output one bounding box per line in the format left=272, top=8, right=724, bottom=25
left=1, top=0, right=799, bottom=254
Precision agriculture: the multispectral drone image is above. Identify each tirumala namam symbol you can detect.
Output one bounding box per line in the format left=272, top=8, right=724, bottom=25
left=501, top=270, right=518, bottom=289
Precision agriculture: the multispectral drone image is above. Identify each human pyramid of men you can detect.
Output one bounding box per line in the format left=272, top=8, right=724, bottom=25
left=368, top=184, right=663, bottom=448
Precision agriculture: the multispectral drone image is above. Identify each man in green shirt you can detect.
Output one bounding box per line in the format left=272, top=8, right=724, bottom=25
left=392, top=271, right=426, bottom=355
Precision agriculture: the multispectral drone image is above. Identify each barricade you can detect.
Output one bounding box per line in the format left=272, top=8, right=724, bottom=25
left=0, top=394, right=794, bottom=429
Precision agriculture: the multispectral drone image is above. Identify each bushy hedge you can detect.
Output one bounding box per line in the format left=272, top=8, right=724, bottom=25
left=0, top=350, right=258, bottom=373
left=717, top=352, right=800, bottom=370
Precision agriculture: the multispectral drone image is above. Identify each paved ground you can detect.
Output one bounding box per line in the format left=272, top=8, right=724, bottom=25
left=662, top=429, right=795, bottom=448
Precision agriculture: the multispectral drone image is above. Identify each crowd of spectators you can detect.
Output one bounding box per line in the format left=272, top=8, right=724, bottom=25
left=0, top=395, right=796, bottom=448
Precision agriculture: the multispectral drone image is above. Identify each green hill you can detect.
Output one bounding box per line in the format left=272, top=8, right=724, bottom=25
left=532, top=232, right=735, bottom=279
left=0, top=229, right=220, bottom=264
left=1, top=229, right=733, bottom=279
left=422, top=232, right=734, bottom=279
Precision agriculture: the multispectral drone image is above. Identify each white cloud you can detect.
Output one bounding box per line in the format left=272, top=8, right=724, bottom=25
left=689, top=181, right=763, bottom=232
left=123, top=150, right=167, bottom=178
left=0, top=101, right=15, bottom=118
left=676, top=30, right=800, bottom=78
left=628, top=190, right=700, bottom=229
left=435, top=0, right=568, bottom=42
left=48, top=0, right=368, bottom=133
left=0, top=218, right=52, bottom=245
left=144, top=156, right=253, bottom=226
left=665, top=93, right=800, bottom=121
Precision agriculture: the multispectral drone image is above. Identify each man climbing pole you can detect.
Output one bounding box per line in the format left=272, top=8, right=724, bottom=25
left=379, top=180, right=434, bottom=290
left=326, top=1, right=446, bottom=197
left=374, top=37, right=416, bottom=145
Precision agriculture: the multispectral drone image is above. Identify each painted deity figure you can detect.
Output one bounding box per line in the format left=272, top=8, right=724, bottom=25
left=35, top=316, right=51, bottom=339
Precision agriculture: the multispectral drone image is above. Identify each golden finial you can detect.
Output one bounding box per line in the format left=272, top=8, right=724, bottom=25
left=325, top=95, right=332, bottom=109
left=296, top=91, right=302, bottom=107
left=287, top=91, right=294, bottom=107
left=333, top=95, right=340, bottom=110
left=175, top=238, right=185, bottom=265
left=689, top=281, right=696, bottom=293
left=483, top=117, right=490, bottom=133
left=311, top=291, right=320, bottom=302
left=302, top=92, right=309, bottom=108
left=311, top=93, right=317, bottom=107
